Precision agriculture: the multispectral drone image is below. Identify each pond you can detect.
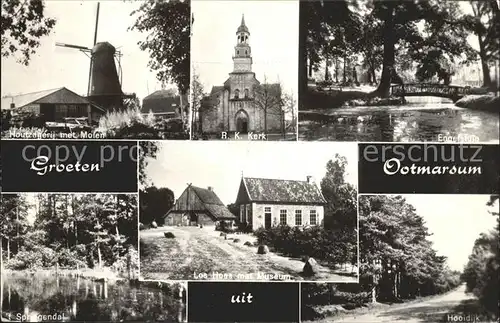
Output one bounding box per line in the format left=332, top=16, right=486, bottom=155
left=299, top=97, right=499, bottom=142
left=1, top=273, right=186, bottom=322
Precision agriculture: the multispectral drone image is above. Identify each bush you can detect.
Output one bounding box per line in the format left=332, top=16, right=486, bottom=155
left=254, top=225, right=355, bottom=265
left=10, top=111, right=45, bottom=128
left=98, top=107, right=161, bottom=139
left=216, top=220, right=235, bottom=233
left=6, top=246, right=58, bottom=270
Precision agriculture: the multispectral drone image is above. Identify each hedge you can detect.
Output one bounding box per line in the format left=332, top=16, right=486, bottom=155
left=254, top=225, right=356, bottom=266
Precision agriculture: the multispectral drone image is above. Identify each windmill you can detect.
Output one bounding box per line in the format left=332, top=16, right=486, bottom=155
left=55, top=2, right=133, bottom=111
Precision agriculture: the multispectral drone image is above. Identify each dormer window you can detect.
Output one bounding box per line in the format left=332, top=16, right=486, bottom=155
left=235, top=89, right=240, bottom=99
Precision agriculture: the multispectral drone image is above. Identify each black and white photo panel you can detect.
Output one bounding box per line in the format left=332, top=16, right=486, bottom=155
left=0, top=193, right=187, bottom=323
left=190, top=0, right=298, bottom=141
left=298, top=0, right=500, bottom=142
left=139, top=141, right=358, bottom=282
left=1, top=0, right=191, bottom=140
left=301, top=194, right=499, bottom=323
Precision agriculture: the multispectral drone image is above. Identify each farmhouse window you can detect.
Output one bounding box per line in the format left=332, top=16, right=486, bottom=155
left=295, top=210, right=302, bottom=226
left=310, top=210, right=317, bottom=225
left=279, top=210, right=287, bottom=225
left=240, top=205, right=245, bottom=223
left=246, top=204, right=252, bottom=223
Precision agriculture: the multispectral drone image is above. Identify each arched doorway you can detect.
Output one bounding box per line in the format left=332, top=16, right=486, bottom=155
left=235, top=109, right=249, bottom=133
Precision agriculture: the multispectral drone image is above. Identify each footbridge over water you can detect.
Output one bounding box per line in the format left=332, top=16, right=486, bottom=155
left=390, top=83, right=471, bottom=102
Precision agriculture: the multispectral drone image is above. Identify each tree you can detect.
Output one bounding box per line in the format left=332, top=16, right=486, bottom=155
left=253, top=76, right=284, bottom=133
left=190, top=68, right=205, bottom=135
left=369, top=0, right=474, bottom=96
left=320, top=155, right=357, bottom=230
left=463, top=1, right=500, bottom=88
left=140, top=186, right=175, bottom=226
left=359, top=195, right=461, bottom=302
left=281, top=90, right=297, bottom=137
left=1, top=0, right=56, bottom=65
left=138, top=141, right=161, bottom=188
left=130, top=0, right=190, bottom=105
left=462, top=195, right=499, bottom=320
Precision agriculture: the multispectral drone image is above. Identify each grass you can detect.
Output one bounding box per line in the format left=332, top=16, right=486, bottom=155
left=140, top=227, right=357, bottom=281
left=455, top=94, right=499, bottom=112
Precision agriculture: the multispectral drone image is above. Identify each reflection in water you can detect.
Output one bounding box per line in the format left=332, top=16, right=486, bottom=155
left=299, top=99, right=500, bottom=142
left=1, top=273, right=186, bottom=322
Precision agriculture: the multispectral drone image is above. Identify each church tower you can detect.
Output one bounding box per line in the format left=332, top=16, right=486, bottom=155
left=233, top=14, right=252, bottom=72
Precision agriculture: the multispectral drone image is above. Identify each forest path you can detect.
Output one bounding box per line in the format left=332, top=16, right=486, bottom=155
left=140, top=226, right=356, bottom=282
left=329, top=285, right=483, bottom=323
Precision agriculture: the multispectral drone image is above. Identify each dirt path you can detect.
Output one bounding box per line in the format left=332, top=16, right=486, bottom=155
left=140, top=226, right=356, bottom=282
left=324, top=285, right=485, bottom=323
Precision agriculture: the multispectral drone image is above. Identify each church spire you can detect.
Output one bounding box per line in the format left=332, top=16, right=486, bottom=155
left=233, top=14, right=252, bottom=72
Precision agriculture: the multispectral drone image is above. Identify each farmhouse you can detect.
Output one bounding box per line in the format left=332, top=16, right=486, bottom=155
left=164, top=184, right=237, bottom=226
left=235, top=176, right=327, bottom=230
left=142, top=90, right=189, bottom=120
left=1, top=87, right=105, bottom=123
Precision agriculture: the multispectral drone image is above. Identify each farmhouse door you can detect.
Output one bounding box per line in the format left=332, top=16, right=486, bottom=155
left=265, top=213, right=272, bottom=229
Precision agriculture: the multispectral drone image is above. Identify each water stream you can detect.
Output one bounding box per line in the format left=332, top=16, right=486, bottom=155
left=299, top=97, right=499, bottom=142
left=1, top=273, right=186, bottom=322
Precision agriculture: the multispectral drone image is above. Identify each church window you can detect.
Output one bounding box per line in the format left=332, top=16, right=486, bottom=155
left=237, top=50, right=239, bottom=55
left=244, top=89, right=249, bottom=98
left=235, top=89, right=240, bottom=99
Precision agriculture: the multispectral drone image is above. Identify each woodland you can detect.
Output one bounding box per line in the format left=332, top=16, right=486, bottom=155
left=300, top=0, right=499, bottom=104
left=0, top=194, right=138, bottom=277
left=302, top=195, right=499, bottom=321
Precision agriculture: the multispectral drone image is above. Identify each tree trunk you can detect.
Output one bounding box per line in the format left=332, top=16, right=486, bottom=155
left=478, top=38, right=492, bottom=88
left=343, top=56, right=347, bottom=83
left=0, top=237, right=3, bottom=273
left=372, top=285, right=377, bottom=303
left=16, top=207, right=19, bottom=254
left=179, top=89, right=185, bottom=122
left=334, top=58, right=339, bottom=83
left=375, top=2, right=396, bottom=97
left=97, top=243, right=102, bottom=269
left=325, top=58, right=329, bottom=81
left=7, top=238, right=10, bottom=262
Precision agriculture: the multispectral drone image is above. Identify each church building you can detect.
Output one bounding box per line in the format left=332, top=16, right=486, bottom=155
left=200, top=15, right=284, bottom=134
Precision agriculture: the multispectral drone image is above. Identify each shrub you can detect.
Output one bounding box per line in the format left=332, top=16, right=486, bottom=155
left=254, top=225, right=355, bottom=265
left=98, top=107, right=160, bottom=138
left=10, top=111, right=45, bottom=128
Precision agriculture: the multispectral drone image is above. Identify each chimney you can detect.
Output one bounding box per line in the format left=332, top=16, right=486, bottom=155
left=208, top=186, right=213, bottom=192
left=306, top=176, right=314, bottom=184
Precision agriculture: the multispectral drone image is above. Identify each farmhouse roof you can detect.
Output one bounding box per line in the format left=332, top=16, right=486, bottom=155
left=1, top=87, right=103, bottom=111
left=166, top=185, right=236, bottom=220
left=191, top=186, right=236, bottom=220
left=142, top=90, right=188, bottom=114
left=241, top=177, right=327, bottom=204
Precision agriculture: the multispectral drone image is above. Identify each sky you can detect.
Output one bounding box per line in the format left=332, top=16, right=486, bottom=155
left=1, top=0, right=168, bottom=101
left=191, top=0, right=299, bottom=98
left=402, top=194, right=498, bottom=272
left=145, top=141, right=357, bottom=205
